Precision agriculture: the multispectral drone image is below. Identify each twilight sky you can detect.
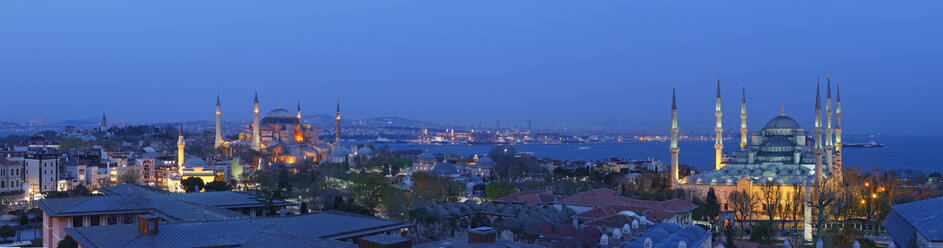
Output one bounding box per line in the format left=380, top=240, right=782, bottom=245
left=0, top=1, right=940, bottom=134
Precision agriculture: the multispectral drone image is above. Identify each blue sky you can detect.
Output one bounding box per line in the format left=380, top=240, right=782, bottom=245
left=0, top=1, right=940, bottom=134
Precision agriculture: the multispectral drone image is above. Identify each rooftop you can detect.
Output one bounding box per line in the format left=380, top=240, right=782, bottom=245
left=66, top=211, right=409, bottom=248
left=883, top=197, right=943, bottom=247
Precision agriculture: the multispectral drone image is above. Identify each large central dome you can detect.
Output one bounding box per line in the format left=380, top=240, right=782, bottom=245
left=265, top=108, right=294, bottom=118
left=262, top=108, right=299, bottom=125
left=764, top=115, right=802, bottom=129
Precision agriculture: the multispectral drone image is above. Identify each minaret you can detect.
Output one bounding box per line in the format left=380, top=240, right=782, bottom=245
left=825, top=75, right=834, bottom=173
left=177, top=123, right=186, bottom=167
left=335, top=101, right=341, bottom=144
left=215, top=95, right=224, bottom=148
left=100, top=113, right=107, bottom=131
left=669, top=83, right=680, bottom=187
left=296, top=101, right=302, bottom=120
left=814, top=79, right=824, bottom=183
left=740, top=84, right=748, bottom=150
left=714, top=76, right=724, bottom=170
left=251, top=92, right=261, bottom=151
left=835, top=81, right=843, bottom=153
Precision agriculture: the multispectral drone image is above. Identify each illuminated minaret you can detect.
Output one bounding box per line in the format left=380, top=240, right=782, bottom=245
left=835, top=81, right=843, bottom=153
left=335, top=101, right=341, bottom=144
left=814, top=79, right=824, bottom=183
left=739, top=84, right=748, bottom=150
left=251, top=92, right=261, bottom=151
left=669, top=83, right=680, bottom=187
left=296, top=101, right=302, bottom=120
left=714, top=76, right=723, bottom=170
left=177, top=123, right=186, bottom=167
left=215, top=95, right=224, bottom=148
left=825, top=75, right=834, bottom=173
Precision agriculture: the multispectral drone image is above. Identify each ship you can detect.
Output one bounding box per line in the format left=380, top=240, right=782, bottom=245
left=844, top=141, right=884, bottom=148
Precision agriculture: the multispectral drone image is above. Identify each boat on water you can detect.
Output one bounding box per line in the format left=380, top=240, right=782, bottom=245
left=844, top=141, right=884, bottom=148
left=578, top=146, right=591, bottom=150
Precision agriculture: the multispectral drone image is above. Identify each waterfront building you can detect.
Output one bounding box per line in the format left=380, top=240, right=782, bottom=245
left=670, top=76, right=844, bottom=241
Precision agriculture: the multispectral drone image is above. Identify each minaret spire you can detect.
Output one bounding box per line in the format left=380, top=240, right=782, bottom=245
left=740, top=83, right=748, bottom=150
left=335, top=101, right=341, bottom=144
left=714, top=75, right=724, bottom=170
left=669, top=82, right=680, bottom=187
left=814, top=78, right=824, bottom=183
left=835, top=81, right=843, bottom=153
left=251, top=92, right=261, bottom=151
left=215, top=95, right=224, bottom=148
left=825, top=75, right=835, bottom=175
left=296, top=101, right=302, bottom=120
left=177, top=123, right=186, bottom=167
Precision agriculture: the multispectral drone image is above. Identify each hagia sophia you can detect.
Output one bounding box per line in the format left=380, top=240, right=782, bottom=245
left=669, top=75, right=843, bottom=241
left=213, top=93, right=341, bottom=165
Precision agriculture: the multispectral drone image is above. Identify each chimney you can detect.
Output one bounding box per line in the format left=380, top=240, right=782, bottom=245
left=138, top=214, right=159, bottom=234
left=468, top=227, right=496, bottom=244
left=358, top=235, right=411, bottom=248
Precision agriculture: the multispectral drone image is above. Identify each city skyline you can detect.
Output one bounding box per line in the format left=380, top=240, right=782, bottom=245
left=2, top=1, right=941, bottom=135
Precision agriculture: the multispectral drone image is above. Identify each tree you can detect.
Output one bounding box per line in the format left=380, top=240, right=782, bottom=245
left=204, top=181, right=229, bottom=192
left=181, top=177, right=205, bottom=192
left=381, top=187, right=411, bottom=221
left=353, top=174, right=391, bottom=211
left=705, top=187, right=720, bottom=221
left=485, top=181, right=514, bottom=200
left=760, top=183, right=782, bottom=222
left=57, top=236, right=79, bottom=248
left=808, top=178, right=840, bottom=242
left=720, top=223, right=739, bottom=248
left=729, top=190, right=757, bottom=229
left=116, top=171, right=141, bottom=185
left=749, top=221, right=776, bottom=244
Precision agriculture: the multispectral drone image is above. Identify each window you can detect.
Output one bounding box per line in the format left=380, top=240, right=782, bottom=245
left=90, top=216, right=100, bottom=226
left=107, top=214, right=118, bottom=225
left=72, top=217, right=83, bottom=227
left=122, top=214, right=134, bottom=224
left=1, top=181, right=4, bottom=188
left=724, top=204, right=729, bottom=211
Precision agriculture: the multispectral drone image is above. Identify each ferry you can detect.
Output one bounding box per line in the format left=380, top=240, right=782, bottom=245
left=844, top=141, right=884, bottom=148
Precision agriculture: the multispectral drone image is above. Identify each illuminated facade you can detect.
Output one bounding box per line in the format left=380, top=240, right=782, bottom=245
left=671, top=76, right=844, bottom=241
left=215, top=94, right=334, bottom=165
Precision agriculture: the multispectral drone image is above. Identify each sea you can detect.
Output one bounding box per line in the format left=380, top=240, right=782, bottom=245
left=360, top=134, right=943, bottom=173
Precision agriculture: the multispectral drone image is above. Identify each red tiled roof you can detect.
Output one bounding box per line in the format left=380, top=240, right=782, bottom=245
left=559, top=188, right=696, bottom=213
left=493, top=190, right=554, bottom=206
left=574, top=204, right=677, bottom=223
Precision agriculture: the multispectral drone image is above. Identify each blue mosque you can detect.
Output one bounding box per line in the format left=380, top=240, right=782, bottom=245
left=669, top=75, right=844, bottom=241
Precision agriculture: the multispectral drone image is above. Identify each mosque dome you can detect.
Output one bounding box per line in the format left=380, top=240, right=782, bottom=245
left=431, top=163, right=459, bottom=176
left=357, top=147, right=375, bottom=157
left=418, top=151, right=435, bottom=161
left=262, top=108, right=300, bottom=125
left=183, top=157, right=208, bottom=167
left=762, top=137, right=794, bottom=147
left=764, top=115, right=802, bottom=129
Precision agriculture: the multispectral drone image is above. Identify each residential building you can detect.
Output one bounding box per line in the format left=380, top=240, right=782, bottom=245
left=36, top=184, right=294, bottom=248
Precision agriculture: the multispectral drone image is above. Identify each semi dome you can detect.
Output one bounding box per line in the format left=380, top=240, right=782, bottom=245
left=764, top=115, right=802, bottom=129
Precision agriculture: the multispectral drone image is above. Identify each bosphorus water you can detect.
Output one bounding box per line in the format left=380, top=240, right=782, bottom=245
left=367, top=134, right=942, bottom=173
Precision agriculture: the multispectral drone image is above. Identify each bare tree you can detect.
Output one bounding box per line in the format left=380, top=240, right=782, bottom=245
left=807, top=178, right=840, bottom=241
left=777, top=192, right=792, bottom=230
left=760, top=183, right=782, bottom=222
left=790, top=184, right=804, bottom=229
left=729, top=190, right=758, bottom=229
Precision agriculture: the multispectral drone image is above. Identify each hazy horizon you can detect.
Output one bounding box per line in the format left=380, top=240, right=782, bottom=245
left=2, top=1, right=940, bottom=135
